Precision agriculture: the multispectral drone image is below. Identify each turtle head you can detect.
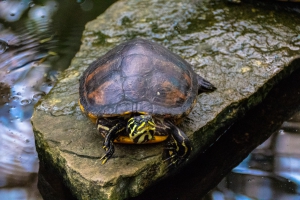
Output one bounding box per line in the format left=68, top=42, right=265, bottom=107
left=127, top=115, right=156, bottom=144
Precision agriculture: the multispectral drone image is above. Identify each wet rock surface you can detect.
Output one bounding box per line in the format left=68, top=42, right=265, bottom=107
left=32, top=0, right=300, bottom=199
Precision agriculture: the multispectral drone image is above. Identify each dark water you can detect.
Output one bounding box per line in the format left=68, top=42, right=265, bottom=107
left=1, top=1, right=300, bottom=200
left=207, top=96, right=300, bottom=198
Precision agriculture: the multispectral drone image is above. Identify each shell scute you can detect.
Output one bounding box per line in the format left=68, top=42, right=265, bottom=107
left=87, top=72, right=123, bottom=106
left=121, top=55, right=153, bottom=77
left=123, top=76, right=147, bottom=102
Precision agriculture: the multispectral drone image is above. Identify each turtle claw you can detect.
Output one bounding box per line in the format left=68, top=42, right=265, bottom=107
left=162, top=154, right=175, bottom=163
left=163, top=155, right=179, bottom=168
left=162, top=158, right=179, bottom=174
left=166, top=161, right=177, bottom=170
left=102, top=146, right=108, bottom=151
left=163, top=156, right=184, bottom=172
left=100, top=141, right=114, bottom=164
left=163, top=143, right=186, bottom=171
left=100, top=155, right=109, bottom=164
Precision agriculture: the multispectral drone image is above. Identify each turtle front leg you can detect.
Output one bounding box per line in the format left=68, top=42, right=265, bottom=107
left=98, top=119, right=126, bottom=164
left=164, top=120, right=191, bottom=168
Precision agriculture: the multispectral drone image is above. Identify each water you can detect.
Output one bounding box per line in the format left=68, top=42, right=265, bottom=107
left=209, top=115, right=300, bottom=200
left=0, top=0, right=300, bottom=200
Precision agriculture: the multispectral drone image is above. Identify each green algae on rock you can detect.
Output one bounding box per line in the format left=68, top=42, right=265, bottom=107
left=32, top=0, right=300, bottom=199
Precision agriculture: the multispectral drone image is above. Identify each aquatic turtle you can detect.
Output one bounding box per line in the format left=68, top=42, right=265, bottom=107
left=79, top=38, right=216, bottom=167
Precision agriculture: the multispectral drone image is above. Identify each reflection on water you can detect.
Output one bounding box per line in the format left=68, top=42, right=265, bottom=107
left=210, top=112, right=300, bottom=200
left=0, top=2, right=56, bottom=198
left=0, top=0, right=33, bottom=22
left=0, top=0, right=114, bottom=199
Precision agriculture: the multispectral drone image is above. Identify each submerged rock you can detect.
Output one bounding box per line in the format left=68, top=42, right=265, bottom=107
left=32, top=0, right=300, bottom=199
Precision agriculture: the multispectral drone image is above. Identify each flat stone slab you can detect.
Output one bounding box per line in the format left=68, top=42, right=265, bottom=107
left=32, top=0, right=300, bottom=199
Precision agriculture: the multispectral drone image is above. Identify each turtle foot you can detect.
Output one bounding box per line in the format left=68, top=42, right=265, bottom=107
left=100, top=141, right=115, bottom=164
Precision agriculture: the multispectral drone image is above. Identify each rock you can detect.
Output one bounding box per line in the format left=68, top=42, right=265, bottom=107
left=31, top=0, right=300, bottom=199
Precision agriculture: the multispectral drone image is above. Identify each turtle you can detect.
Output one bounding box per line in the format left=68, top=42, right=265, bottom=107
left=79, top=38, right=216, bottom=167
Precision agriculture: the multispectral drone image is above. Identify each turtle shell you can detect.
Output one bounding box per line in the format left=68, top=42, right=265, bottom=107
left=79, top=38, right=199, bottom=119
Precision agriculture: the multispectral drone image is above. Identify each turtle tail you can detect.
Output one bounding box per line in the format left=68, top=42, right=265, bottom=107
left=197, top=75, right=217, bottom=94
